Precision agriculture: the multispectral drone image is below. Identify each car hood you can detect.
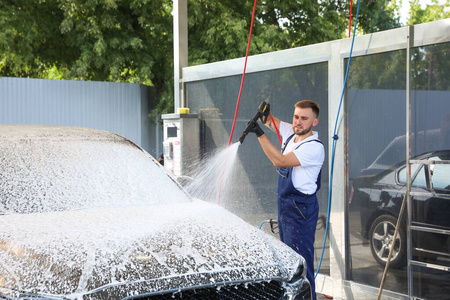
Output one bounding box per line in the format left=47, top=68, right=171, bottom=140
left=0, top=200, right=303, bottom=299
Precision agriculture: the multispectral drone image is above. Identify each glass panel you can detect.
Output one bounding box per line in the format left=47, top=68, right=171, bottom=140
left=411, top=42, right=450, bottom=298
left=412, top=230, right=450, bottom=266
left=348, top=41, right=450, bottom=297
left=412, top=265, right=450, bottom=299
left=347, top=49, right=408, bottom=294
left=186, top=63, right=330, bottom=276
left=411, top=43, right=450, bottom=156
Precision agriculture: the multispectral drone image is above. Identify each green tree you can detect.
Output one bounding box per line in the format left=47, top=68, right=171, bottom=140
left=188, top=0, right=401, bottom=66
left=408, top=0, right=450, bottom=25
left=0, top=0, right=402, bottom=114
left=407, top=1, right=450, bottom=91
left=347, top=0, right=450, bottom=91
left=0, top=0, right=174, bottom=106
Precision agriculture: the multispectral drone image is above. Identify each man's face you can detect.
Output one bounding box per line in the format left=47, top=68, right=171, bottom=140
left=292, top=107, right=318, bottom=136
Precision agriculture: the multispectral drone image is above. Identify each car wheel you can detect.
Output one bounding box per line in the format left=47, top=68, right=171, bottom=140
left=369, top=214, right=406, bottom=268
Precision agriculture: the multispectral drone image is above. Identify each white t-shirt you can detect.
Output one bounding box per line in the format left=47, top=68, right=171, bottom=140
left=279, top=121, right=325, bottom=194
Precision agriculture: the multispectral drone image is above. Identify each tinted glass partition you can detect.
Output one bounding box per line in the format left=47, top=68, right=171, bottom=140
left=409, top=42, right=450, bottom=299
left=347, top=49, right=408, bottom=294
left=186, top=63, right=330, bottom=275
left=347, top=42, right=450, bottom=298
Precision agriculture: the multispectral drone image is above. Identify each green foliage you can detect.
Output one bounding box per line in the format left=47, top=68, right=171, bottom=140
left=1, top=0, right=174, bottom=111
left=347, top=50, right=406, bottom=90
left=347, top=40, right=450, bottom=92
left=411, top=43, right=450, bottom=91
left=346, top=1, right=450, bottom=92
left=0, top=0, right=406, bottom=115
left=408, top=0, right=450, bottom=25
left=187, top=0, right=403, bottom=66
left=353, top=0, right=401, bottom=33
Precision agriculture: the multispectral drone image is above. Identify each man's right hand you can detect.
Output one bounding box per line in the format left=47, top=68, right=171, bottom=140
left=259, top=102, right=271, bottom=124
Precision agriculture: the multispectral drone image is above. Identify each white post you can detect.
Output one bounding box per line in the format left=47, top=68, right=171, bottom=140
left=173, top=0, right=188, bottom=112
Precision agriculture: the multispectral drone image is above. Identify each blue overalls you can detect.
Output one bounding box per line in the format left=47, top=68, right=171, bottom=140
left=277, top=134, right=322, bottom=300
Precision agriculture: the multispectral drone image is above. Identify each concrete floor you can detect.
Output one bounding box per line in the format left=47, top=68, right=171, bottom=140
left=317, top=293, right=333, bottom=299
left=246, top=209, right=450, bottom=300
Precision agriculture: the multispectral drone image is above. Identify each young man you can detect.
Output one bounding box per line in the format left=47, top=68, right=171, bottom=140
left=248, top=100, right=325, bottom=300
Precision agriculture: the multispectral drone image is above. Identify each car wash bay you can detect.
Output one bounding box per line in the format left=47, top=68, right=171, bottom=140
left=172, top=19, right=450, bottom=299
left=1, top=16, right=448, bottom=300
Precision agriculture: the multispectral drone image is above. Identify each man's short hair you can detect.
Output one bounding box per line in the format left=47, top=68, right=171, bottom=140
left=295, top=100, right=320, bottom=118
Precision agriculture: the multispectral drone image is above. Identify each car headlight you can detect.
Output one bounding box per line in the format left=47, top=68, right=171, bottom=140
left=289, top=260, right=307, bottom=284
left=281, top=260, right=311, bottom=300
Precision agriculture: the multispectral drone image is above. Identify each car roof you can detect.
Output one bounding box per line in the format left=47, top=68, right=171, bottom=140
left=0, top=124, right=125, bottom=141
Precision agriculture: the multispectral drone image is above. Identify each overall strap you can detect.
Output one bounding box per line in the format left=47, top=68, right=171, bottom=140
left=281, top=134, right=323, bottom=153
left=281, top=134, right=295, bottom=153
left=299, top=139, right=324, bottom=148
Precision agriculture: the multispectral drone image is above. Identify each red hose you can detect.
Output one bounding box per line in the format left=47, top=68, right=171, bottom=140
left=270, top=115, right=282, bottom=145
left=227, top=0, right=258, bottom=146
left=349, top=0, right=353, bottom=37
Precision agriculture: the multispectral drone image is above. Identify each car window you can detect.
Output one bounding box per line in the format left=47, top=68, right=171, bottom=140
left=430, top=159, right=450, bottom=190
left=397, top=155, right=450, bottom=190
left=398, top=164, right=423, bottom=186
left=0, top=138, right=191, bottom=215
left=412, top=166, right=427, bottom=188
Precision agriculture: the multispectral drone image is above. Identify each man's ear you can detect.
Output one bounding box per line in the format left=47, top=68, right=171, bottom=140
left=313, top=117, right=319, bottom=127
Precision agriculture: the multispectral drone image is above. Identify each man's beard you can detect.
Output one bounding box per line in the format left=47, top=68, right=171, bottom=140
left=294, top=123, right=313, bottom=136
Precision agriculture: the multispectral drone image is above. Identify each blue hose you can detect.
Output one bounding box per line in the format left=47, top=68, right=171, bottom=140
left=314, top=0, right=361, bottom=279
left=259, top=220, right=267, bottom=229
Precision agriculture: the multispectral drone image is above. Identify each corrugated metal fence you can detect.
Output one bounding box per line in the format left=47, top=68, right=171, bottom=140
left=0, top=77, right=162, bottom=157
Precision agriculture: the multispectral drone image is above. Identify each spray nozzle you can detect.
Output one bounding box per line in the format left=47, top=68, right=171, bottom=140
left=236, top=101, right=270, bottom=144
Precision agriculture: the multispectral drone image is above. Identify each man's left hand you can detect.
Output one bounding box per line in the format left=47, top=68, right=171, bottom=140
left=247, top=121, right=264, bottom=137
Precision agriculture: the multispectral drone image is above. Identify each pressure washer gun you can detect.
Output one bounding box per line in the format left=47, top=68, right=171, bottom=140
left=236, top=101, right=270, bottom=144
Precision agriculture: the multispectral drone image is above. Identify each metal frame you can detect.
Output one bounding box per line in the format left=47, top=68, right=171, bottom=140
left=406, top=24, right=414, bottom=299
left=173, top=0, right=188, bottom=112
left=180, top=19, right=450, bottom=299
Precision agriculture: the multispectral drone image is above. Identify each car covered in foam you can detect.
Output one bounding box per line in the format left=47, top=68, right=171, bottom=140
left=0, top=125, right=310, bottom=299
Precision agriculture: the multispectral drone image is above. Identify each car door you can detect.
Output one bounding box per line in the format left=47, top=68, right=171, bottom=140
left=402, top=154, right=450, bottom=261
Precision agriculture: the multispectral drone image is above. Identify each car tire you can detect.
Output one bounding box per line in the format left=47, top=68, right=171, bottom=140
left=369, top=214, right=406, bottom=268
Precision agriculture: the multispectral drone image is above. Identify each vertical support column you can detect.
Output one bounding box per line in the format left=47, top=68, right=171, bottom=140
left=326, top=39, right=347, bottom=300
left=406, top=24, right=414, bottom=299
left=173, top=0, right=188, bottom=112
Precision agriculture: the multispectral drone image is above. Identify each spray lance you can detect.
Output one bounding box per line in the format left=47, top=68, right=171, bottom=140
left=236, top=101, right=270, bottom=144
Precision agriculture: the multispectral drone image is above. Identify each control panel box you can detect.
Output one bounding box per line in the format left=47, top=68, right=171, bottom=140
left=161, top=113, right=199, bottom=177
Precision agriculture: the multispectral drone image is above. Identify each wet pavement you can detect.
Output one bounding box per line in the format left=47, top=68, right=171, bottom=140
left=240, top=209, right=450, bottom=299
left=348, top=209, right=450, bottom=299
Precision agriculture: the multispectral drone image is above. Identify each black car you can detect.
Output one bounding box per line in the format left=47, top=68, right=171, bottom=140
left=0, top=125, right=311, bottom=300
left=350, top=150, right=450, bottom=268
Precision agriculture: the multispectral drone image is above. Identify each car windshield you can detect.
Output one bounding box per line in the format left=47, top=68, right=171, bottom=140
left=0, top=137, right=191, bottom=215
